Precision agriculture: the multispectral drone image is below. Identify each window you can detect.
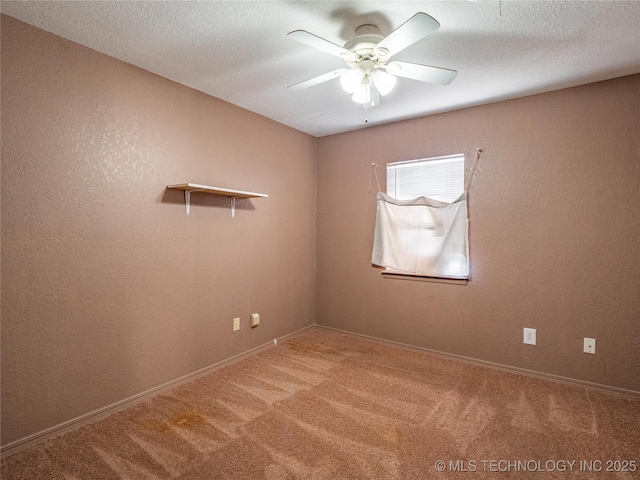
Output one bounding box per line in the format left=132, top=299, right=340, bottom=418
left=371, top=154, right=469, bottom=281
left=387, top=154, right=464, bottom=202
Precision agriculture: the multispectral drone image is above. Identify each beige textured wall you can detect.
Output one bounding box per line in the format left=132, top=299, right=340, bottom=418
left=1, top=16, right=316, bottom=446
left=2, top=13, right=639, bottom=451
left=317, top=74, right=640, bottom=392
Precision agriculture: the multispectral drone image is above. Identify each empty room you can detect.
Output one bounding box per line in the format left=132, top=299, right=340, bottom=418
left=1, top=1, right=639, bottom=479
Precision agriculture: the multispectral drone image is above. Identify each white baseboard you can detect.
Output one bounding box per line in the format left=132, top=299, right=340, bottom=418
left=315, top=325, right=640, bottom=398
left=1, top=324, right=316, bottom=457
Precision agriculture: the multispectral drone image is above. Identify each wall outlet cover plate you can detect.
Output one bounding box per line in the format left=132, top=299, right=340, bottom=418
left=523, top=328, right=536, bottom=345
left=584, top=337, right=596, bottom=354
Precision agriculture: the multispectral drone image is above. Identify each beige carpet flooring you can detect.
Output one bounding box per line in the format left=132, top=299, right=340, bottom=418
left=2, top=328, right=639, bottom=479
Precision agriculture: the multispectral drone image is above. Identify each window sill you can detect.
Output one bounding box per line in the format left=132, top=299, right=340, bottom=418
left=381, top=272, right=468, bottom=285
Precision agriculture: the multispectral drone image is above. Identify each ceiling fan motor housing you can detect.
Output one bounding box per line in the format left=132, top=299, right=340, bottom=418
left=344, top=25, right=388, bottom=62
left=343, top=30, right=390, bottom=69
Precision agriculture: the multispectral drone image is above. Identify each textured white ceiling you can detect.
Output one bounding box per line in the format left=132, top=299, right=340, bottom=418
left=2, top=1, right=639, bottom=137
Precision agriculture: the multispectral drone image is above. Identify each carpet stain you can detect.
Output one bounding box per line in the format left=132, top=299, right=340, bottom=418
left=170, top=412, right=207, bottom=429
left=356, top=346, right=377, bottom=354
left=285, top=342, right=325, bottom=352
left=137, top=413, right=209, bottom=433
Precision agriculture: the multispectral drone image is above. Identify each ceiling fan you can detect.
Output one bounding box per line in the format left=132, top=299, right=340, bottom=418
left=287, top=12, right=457, bottom=107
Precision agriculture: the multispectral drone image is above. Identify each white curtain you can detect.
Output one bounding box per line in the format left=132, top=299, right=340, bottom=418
left=371, top=191, right=469, bottom=278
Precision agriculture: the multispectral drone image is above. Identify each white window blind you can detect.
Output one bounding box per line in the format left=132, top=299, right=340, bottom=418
left=387, top=154, right=464, bottom=202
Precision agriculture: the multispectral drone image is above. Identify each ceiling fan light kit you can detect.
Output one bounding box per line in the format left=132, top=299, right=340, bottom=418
left=372, top=70, right=396, bottom=95
left=287, top=12, right=457, bottom=110
left=340, top=69, right=364, bottom=94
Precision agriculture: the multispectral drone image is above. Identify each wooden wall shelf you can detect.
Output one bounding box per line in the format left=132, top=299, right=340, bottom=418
left=167, top=183, right=268, bottom=216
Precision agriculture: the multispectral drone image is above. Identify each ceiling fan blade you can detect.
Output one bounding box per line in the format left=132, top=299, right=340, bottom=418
left=288, top=30, right=357, bottom=59
left=385, top=61, right=457, bottom=85
left=288, top=69, right=347, bottom=90
left=374, top=13, right=440, bottom=58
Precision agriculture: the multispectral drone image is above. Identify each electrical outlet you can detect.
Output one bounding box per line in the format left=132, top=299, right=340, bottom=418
left=251, top=313, right=260, bottom=328
left=233, top=318, right=240, bottom=332
left=584, top=338, right=596, bottom=354
left=523, top=328, right=536, bottom=345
